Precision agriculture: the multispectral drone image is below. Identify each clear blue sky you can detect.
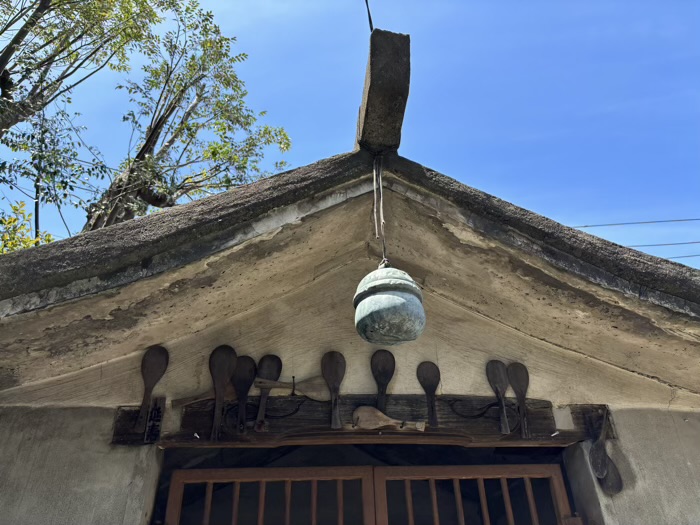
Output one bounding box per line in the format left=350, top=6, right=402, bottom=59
left=4, top=1, right=700, bottom=267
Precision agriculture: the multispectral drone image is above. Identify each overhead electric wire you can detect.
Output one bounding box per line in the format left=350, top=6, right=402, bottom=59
left=566, top=217, right=700, bottom=263
left=573, top=218, right=700, bottom=229
left=667, top=254, right=700, bottom=260
left=363, top=0, right=374, bottom=32
left=626, top=241, right=700, bottom=248
left=572, top=218, right=700, bottom=263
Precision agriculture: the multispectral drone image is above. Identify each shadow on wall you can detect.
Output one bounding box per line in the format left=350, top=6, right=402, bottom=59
left=566, top=408, right=700, bottom=525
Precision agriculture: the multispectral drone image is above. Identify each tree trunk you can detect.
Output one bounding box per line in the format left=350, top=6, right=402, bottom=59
left=83, top=161, right=175, bottom=231
left=0, top=99, right=36, bottom=138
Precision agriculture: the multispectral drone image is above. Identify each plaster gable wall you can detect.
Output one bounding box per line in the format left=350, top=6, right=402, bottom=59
left=565, top=408, right=700, bottom=525
left=0, top=406, right=160, bottom=525
left=602, top=409, right=700, bottom=525
left=1, top=181, right=699, bottom=410
left=0, top=187, right=375, bottom=390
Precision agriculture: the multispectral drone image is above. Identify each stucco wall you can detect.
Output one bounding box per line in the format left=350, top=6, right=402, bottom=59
left=0, top=407, right=160, bottom=525
left=566, top=408, right=700, bottom=525
left=1, top=405, right=698, bottom=524
left=3, top=189, right=700, bottom=412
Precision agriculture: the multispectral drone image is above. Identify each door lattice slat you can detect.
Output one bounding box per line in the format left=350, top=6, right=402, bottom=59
left=165, top=464, right=575, bottom=525
left=374, top=465, right=574, bottom=525
left=453, top=479, right=466, bottom=525
left=201, top=482, right=212, bottom=525
left=231, top=482, right=239, bottom=525
left=284, top=480, right=292, bottom=525
left=525, top=477, right=541, bottom=525
left=501, top=478, right=515, bottom=525
left=477, top=478, right=491, bottom=525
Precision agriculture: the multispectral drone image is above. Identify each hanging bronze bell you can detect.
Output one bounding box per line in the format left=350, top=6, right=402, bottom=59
left=353, top=265, right=426, bottom=345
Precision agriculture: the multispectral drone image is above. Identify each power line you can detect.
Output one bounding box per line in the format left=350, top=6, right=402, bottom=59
left=627, top=241, right=700, bottom=248
left=573, top=218, right=700, bottom=229
left=363, top=0, right=374, bottom=32
left=668, top=254, right=700, bottom=260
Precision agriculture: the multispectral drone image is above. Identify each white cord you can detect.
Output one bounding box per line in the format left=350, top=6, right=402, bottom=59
left=372, top=155, right=388, bottom=266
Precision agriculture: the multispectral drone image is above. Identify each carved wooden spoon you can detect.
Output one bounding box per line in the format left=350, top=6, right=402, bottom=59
left=371, top=349, right=395, bottom=413
left=209, top=345, right=237, bottom=441
left=231, top=356, right=257, bottom=434
left=486, top=360, right=510, bottom=435
left=599, top=455, right=623, bottom=496
left=321, top=351, right=346, bottom=430
left=254, top=354, right=282, bottom=432
left=134, top=345, right=169, bottom=433
left=507, top=362, right=530, bottom=439
left=417, top=361, right=440, bottom=429
left=589, top=408, right=610, bottom=478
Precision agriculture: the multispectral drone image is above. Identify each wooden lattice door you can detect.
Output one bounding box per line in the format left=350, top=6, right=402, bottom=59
left=165, top=466, right=376, bottom=525
left=164, top=464, right=577, bottom=525
left=373, top=465, right=578, bottom=525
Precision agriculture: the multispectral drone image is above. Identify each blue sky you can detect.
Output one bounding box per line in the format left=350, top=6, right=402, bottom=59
left=3, top=1, right=700, bottom=267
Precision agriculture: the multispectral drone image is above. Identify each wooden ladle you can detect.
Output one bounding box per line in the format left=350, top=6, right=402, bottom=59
left=209, top=345, right=237, bottom=441
left=134, top=345, right=169, bottom=433
left=589, top=408, right=610, bottom=478
left=417, top=361, right=440, bottom=429
left=599, top=455, right=624, bottom=495
left=254, top=354, right=283, bottom=432
left=486, top=360, right=510, bottom=435
left=321, top=351, right=346, bottom=430
left=231, top=356, right=257, bottom=434
left=371, top=349, right=395, bottom=413
left=507, top=362, right=530, bottom=439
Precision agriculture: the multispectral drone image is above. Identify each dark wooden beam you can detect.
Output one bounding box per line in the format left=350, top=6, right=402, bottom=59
left=113, top=394, right=607, bottom=448
left=356, top=29, right=410, bottom=154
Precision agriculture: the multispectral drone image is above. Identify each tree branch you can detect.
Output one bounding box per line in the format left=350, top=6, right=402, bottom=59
left=135, top=78, right=202, bottom=161
left=0, top=4, right=35, bottom=38
left=154, top=87, right=203, bottom=161
left=137, top=185, right=175, bottom=208
left=45, top=48, right=118, bottom=105
left=0, top=0, right=52, bottom=74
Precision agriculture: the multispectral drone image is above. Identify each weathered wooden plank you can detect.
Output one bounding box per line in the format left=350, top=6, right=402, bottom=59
left=125, top=396, right=608, bottom=448
left=356, top=29, right=410, bottom=154
left=175, top=394, right=555, bottom=442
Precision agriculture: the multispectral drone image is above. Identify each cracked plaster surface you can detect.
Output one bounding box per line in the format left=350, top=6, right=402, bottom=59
left=1, top=184, right=699, bottom=410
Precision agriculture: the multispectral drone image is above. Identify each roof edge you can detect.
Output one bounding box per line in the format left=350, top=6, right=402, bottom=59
left=2, top=149, right=699, bottom=319
left=386, top=154, right=700, bottom=316
left=0, top=150, right=374, bottom=311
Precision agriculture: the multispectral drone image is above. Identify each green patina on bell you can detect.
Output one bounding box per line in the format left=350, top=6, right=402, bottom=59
left=353, top=264, right=426, bottom=345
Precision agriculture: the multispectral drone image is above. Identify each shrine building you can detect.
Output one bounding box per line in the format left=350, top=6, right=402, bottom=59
left=1, top=30, right=699, bottom=525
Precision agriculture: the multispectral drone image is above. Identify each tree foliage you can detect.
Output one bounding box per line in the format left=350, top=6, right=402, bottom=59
left=0, top=0, right=171, bottom=136
left=84, top=0, right=290, bottom=230
left=0, top=0, right=290, bottom=246
left=0, top=108, right=108, bottom=230
left=0, top=200, right=53, bottom=253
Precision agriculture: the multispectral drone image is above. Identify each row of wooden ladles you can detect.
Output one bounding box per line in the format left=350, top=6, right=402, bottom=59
left=134, top=345, right=532, bottom=441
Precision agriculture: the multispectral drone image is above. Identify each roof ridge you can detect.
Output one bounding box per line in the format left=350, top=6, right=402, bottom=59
left=1, top=150, right=699, bottom=318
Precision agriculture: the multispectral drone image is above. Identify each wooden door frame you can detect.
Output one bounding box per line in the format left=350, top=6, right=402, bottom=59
left=165, top=464, right=575, bottom=525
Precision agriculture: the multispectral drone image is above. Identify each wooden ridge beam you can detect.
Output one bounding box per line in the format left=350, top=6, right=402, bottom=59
left=356, top=29, right=410, bottom=154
